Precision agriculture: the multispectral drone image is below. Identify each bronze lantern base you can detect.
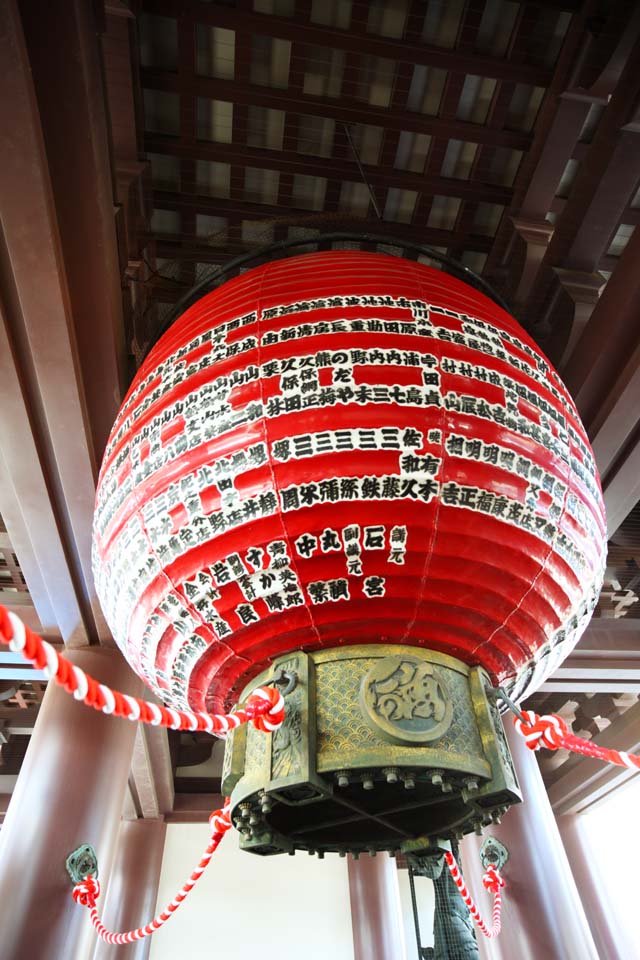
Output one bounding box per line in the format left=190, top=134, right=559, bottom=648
left=222, top=645, right=521, bottom=857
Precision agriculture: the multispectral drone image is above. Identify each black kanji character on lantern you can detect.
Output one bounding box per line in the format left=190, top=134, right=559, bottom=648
left=300, top=483, right=320, bottom=506
left=401, top=454, right=421, bottom=473
left=329, top=579, right=349, bottom=601
left=308, top=581, right=329, bottom=604
left=359, top=430, right=377, bottom=449
left=361, top=477, right=381, bottom=499
left=265, top=593, right=285, bottom=612
left=259, top=572, right=276, bottom=591
left=402, top=427, right=422, bottom=448
left=418, top=479, right=439, bottom=501
left=340, top=478, right=359, bottom=500
left=293, top=435, right=314, bottom=458
left=236, top=604, right=258, bottom=625
left=321, top=529, right=341, bottom=552
left=211, top=561, right=231, bottom=584
left=363, top=576, right=385, bottom=597
left=400, top=478, right=420, bottom=499
left=295, top=533, right=318, bottom=558
left=285, top=591, right=304, bottom=607
left=258, top=492, right=277, bottom=514
left=272, top=439, right=292, bottom=461
left=281, top=488, right=300, bottom=511
left=267, top=539, right=287, bottom=558
left=363, top=526, right=385, bottom=549
left=335, top=430, right=354, bottom=450
left=442, top=483, right=460, bottom=505
left=458, top=487, right=477, bottom=508
left=492, top=496, right=509, bottom=518
left=507, top=502, right=523, bottom=522
left=319, top=478, right=341, bottom=502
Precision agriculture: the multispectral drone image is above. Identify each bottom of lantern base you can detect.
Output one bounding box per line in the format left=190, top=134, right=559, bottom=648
left=222, top=644, right=521, bottom=856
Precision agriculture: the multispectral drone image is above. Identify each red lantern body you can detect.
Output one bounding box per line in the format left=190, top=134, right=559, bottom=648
left=93, top=252, right=606, bottom=714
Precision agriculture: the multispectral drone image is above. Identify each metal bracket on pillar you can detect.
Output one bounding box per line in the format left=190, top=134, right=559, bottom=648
left=65, top=844, right=99, bottom=884
left=479, top=836, right=509, bottom=872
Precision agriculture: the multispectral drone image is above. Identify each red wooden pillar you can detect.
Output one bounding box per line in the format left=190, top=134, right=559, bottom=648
left=93, top=818, right=167, bottom=960
left=460, top=720, right=599, bottom=960
left=557, top=813, right=632, bottom=960
left=0, top=649, right=142, bottom=960
left=348, top=853, right=406, bottom=960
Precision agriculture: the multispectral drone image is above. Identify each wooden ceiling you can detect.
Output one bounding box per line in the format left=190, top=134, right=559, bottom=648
left=134, top=0, right=626, bottom=327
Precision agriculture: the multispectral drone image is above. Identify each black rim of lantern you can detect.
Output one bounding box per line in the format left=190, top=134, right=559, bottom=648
left=146, top=231, right=511, bottom=360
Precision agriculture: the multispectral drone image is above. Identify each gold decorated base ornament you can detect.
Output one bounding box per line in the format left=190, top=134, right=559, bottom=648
left=222, top=645, right=521, bottom=857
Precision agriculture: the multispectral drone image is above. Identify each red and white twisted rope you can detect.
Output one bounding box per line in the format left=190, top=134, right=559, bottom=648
left=513, top=710, right=640, bottom=771
left=73, top=802, right=233, bottom=944
left=444, top=852, right=505, bottom=939
left=0, top=605, right=284, bottom=735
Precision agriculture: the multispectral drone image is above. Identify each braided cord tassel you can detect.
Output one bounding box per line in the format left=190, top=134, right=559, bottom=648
left=73, top=803, right=232, bottom=944
left=513, top=710, right=640, bottom=771
left=444, top=852, right=504, bottom=939
left=0, top=605, right=284, bottom=735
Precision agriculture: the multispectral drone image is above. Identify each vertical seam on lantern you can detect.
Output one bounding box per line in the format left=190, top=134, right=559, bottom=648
left=398, top=261, right=446, bottom=646
left=255, top=259, right=323, bottom=650
left=470, top=396, right=574, bottom=689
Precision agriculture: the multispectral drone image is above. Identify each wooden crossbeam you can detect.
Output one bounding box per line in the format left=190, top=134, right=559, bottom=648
left=144, top=134, right=513, bottom=206
left=141, top=68, right=532, bottom=151
left=143, top=0, right=554, bottom=86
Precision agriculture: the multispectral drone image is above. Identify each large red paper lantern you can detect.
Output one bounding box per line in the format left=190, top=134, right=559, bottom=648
left=92, top=252, right=606, bottom=713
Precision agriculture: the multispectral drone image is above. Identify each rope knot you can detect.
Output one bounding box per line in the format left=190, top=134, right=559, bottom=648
left=482, top=865, right=505, bottom=894
left=73, top=875, right=100, bottom=909
left=245, top=685, right=285, bottom=732
left=209, top=800, right=232, bottom=836
left=513, top=710, right=568, bottom=751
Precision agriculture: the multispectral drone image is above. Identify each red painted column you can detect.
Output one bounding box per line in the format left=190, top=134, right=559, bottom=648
left=557, top=813, right=632, bottom=960
left=0, top=649, right=143, bottom=960
left=93, top=818, right=167, bottom=960
left=348, top=853, right=406, bottom=960
left=460, top=720, right=599, bottom=960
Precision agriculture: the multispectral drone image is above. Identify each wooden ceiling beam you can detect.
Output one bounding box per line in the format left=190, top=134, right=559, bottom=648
left=144, top=133, right=513, bottom=206
left=546, top=700, right=640, bottom=814
left=130, top=721, right=175, bottom=819
left=143, top=0, right=553, bottom=86
left=141, top=68, right=532, bottom=150
left=166, top=792, right=224, bottom=823
left=151, top=204, right=494, bottom=251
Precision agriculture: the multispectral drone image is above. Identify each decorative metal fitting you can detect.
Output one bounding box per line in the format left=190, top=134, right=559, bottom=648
left=271, top=667, right=298, bottom=696
left=362, top=775, right=375, bottom=791
left=487, top=685, right=527, bottom=723
left=480, top=836, right=509, bottom=872
left=66, top=844, right=99, bottom=884
left=335, top=770, right=350, bottom=788
left=382, top=767, right=399, bottom=784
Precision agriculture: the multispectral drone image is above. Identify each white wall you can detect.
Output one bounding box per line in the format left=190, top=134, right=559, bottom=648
left=149, top=825, right=355, bottom=960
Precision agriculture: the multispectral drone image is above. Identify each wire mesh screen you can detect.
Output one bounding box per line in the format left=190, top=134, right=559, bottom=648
left=408, top=844, right=479, bottom=960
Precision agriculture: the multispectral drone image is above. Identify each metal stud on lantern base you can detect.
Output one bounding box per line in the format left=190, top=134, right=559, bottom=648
left=222, top=646, right=521, bottom=856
